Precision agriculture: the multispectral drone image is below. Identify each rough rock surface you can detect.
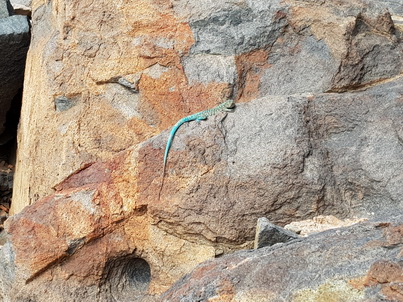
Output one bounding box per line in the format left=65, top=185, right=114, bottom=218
left=254, top=217, right=299, bottom=249
left=11, top=0, right=403, bottom=214
left=161, top=213, right=403, bottom=302
left=2, top=76, right=402, bottom=301
left=0, top=0, right=12, bottom=18
left=285, top=215, right=368, bottom=236
left=150, top=77, right=403, bottom=244
left=9, top=0, right=31, bottom=16
left=2, top=0, right=402, bottom=301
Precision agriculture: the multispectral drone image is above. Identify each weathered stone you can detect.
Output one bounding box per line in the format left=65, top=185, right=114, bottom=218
left=160, top=214, right=403, bottom=302
left=362, top=0, right=403, bottom=16
left=2, top=75, right=402, bottom=301
left=150, top=77, right=403, bottom=245
left=254, top=217, right=299, bottom=249
left=11, top=0, right=403, bottom=214
left=186, top=2, right=287, bottom=55
left=9, top=0, right=30, bottom=7
left=0, top=242, right=16, bottom=301
left=0, top=0, right=12, bottom=18
left=3, top=0, right=403, bottom=300
left=9, top=0, right=31, bottom=16
left=2, top=155, right=217, bottom=300
left=261, top=3, right=402, bottom=95
left=54, top=96, right=76, bottom=112
left=285, top=215, right=367, bottom=236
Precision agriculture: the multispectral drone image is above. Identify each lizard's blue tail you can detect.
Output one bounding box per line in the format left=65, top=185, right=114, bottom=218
left=163, top=118, right=189, bottom=168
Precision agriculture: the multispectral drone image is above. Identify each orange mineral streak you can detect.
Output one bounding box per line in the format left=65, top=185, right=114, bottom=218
left=235, top=49, right=270, bottom=103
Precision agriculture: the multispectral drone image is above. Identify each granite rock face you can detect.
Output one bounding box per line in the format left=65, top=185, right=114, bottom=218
left=2, top=0, right=403, bottom=301
left=3, top=155, right=218, bottom=301
left=11, top=0, right=403, bottom=214
left=2, top=76, right=402, bottom=302
left=161, top=213, right=403, bottom=302
left=151, top=78, right=403, bottom=244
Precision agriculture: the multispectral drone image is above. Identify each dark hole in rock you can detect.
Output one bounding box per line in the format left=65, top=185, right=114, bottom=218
left=0, top=89, right=22, bottom=165
left=102, top=256, right=151, bottom=301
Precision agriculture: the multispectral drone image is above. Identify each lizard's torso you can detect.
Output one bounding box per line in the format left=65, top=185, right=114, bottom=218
left=163, top=99, right=235, bottom=172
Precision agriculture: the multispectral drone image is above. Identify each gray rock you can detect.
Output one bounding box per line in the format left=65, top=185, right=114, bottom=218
left=363, top=0, right=403, bottom=16
left=54, top=96, right=76, bottom=112
left=182, top=54, right=237, bottom=85
left=178, top=1, right=402, bottom=97
left=9, top=0, right=31, bottom=9
left=2, top=0, right=403, bottom=301
left=261, top=35, right=338, bottom=95
left=0, top=242, right=16, bottom=302
left=188, top=1, right=288, bottom=55
left=9, top=0, right=31, bottom=16
left=331, top=12, right=401, bottom=91
left=0, top=14, right=29, bottom=134
left=309, top=78, right=403, bottom=216
left=0, top=0, right=12, bottom=19
left=254, top=217, right=299, bottom=249
left=160, top=213, right=403, bottom=301
left=154, top=76, right=403, bottom=245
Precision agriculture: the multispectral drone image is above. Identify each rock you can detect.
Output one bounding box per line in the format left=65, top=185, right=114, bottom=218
left=1, top=76, right=402, bottom=301
left=254, top=217, right=299, bottom=249
left=2, top=0, right=403, bottom=300
left=160, top=213, right=403, bottom=301
left=0, top=242, right=16, bottom=301
left=9, top=0, right=30, bottom=7
left=151, top=77, right=403, bottom=244
left=11, top=0, right=403, bottom=214
left=54, top=96, right=77, bottom=112
left=2, top=157, right=218, bottom=301
left=285, top=215, right=367, bottom=236
left=362, top=0, right=403, bottom=16
left=0, top=1, right=27, bottom=222
left=9, top=0, right=31, bottom=16
left=0, top=0, right=11, bottom=18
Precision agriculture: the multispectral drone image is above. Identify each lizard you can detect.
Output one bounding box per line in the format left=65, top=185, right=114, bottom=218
left=162, top=98, right=236, bottom=176
left=158, top=98, right=235, bottom=199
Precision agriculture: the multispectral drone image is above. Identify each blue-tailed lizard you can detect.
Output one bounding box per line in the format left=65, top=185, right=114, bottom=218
left=162, top=99, right=236, bottom=176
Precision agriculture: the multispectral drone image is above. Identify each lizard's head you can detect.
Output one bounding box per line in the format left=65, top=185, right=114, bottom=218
left=224, top=99, right=236, bottom=109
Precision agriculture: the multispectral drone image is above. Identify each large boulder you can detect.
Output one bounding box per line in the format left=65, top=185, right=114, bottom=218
left=11, top=0, right=402, bottom=214
left=1, top=75, right=402, bottom=301
left=161, top=213, right=403, bottom=302
left=0, top=0, right=12, bottom=18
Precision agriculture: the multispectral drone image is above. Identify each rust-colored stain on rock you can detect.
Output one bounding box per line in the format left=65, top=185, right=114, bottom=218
left=363, top=259, right=403, bottom=301
left=236, top=49, right=270, bottom=103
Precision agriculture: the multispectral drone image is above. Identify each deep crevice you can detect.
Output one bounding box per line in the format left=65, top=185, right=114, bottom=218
left=0, top=89, right=23, bottom=223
